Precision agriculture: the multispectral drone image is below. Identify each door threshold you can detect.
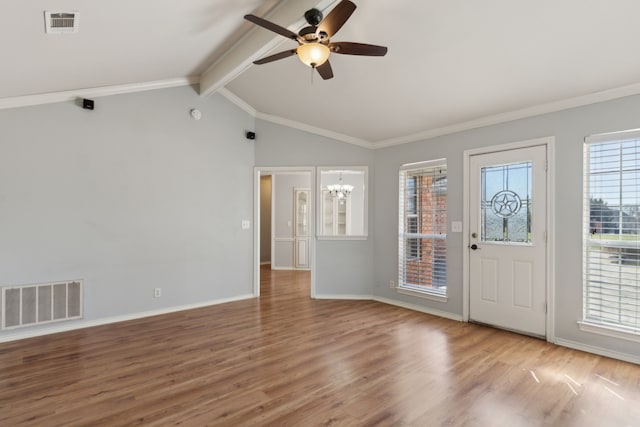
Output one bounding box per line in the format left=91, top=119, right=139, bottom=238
left=469, top=320, right=546, bottom=340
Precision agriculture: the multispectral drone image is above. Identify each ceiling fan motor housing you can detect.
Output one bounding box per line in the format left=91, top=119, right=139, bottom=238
left=304, top=8, right=323, bottom=25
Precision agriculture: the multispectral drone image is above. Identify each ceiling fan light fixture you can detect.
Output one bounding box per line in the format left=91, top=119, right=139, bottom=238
left=297, top=43, right=330, bottom=68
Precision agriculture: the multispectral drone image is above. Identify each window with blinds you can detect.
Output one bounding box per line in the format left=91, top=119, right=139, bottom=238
left=399, top=160, right=447, bottom=296
left=584, top=130, right=640, bottom=335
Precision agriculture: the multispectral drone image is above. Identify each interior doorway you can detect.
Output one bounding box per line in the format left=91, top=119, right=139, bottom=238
left=259, top=175, right=272, bottom=265
left=253, top=167, right=315, bottom=298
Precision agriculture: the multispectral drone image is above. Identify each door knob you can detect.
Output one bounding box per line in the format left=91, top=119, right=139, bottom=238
left=470, top=244, right=480, bottom=250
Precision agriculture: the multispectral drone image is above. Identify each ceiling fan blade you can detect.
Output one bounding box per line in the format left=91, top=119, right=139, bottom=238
left=244, top=14, right=299, bottom=41
left=253, top=49, right=297, bottom=65
left=317, top=0, right=356, bottom=38
left=329, top=42, right=388, bottom=56
left=316, top=61, right=334, bottom=80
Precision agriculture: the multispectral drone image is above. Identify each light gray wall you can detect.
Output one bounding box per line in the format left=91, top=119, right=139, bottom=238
left=3, top=80, right=638, bottom=359
left=0, top=85, right=255, bottom=338
left=255, top=120, right=374, bottom=296
left=373, top=94, right=640, bottom=358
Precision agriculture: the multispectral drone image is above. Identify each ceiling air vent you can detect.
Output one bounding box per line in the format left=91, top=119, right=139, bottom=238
left=44, top=11, right=79, bottom=34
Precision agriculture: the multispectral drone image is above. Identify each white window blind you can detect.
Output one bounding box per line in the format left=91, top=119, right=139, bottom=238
left=399, top=160, right=447, bottom=295
left=584, top=130, right=640, bottom=334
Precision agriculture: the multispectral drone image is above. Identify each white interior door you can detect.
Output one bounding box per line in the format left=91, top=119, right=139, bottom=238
left=469, top=145, right=547, bottom=337
left=294, top=188, right=310, bottom=269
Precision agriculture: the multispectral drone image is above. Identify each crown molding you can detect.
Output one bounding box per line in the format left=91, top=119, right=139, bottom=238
left=223, top=81, right=640, bottom=151
left=0, top=77, right=199, bottom=111
left=217, top=87, right=373, bottom=148
left=4, top=76, right=640, bottom=151
left=255, top=111, right=372, bottom=149
left=218, top=87, right=257, bottom=116
left=371, top=81, right=640, bottom=149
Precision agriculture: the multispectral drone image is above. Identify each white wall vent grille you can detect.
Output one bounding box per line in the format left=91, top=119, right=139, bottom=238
left=44, top=11, right=79, bottom=34
left=1, top=280, right=83, bottom=330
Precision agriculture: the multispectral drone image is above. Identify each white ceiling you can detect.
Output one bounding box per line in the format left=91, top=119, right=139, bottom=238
left=5, top=0, right=640, bottom=146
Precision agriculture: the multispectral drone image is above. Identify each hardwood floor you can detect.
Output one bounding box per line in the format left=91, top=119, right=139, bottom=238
left=1, top=266, right=639, bottom=426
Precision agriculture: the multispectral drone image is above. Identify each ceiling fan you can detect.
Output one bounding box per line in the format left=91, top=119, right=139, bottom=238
left=244, top=0, right=387, bottom=80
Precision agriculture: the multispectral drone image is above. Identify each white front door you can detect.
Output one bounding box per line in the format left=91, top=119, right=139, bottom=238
left=469, top=145, right=547, bottom=337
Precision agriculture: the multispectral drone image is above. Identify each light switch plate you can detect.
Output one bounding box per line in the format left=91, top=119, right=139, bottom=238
left=451, top=221, right=463, bottom=233
left=242, top=220, right=250, bottom=230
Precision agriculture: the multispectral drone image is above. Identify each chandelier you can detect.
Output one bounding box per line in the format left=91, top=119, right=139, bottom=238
left=327, top=173, right=354, bottom=204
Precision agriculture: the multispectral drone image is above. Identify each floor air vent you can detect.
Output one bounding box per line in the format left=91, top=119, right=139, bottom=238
left=2, top=280, right=83, bottom=330
left=44, top=11, right=79, bottom=34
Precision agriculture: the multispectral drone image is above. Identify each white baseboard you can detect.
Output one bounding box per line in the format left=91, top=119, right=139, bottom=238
left=374, top=297, right=638, bottom=365
left=0, top=294, right=255, bottom=343
left=373, top=297, right=639, bottom=365
left=373, top=296, right=464, bottom=322
left=314, top=294, right=374, bottom=300
left=7, top=291, right=634, bottom=366
left=553, top=337, right=640, bottom=365
left=313, top=294, right=463, bottom=322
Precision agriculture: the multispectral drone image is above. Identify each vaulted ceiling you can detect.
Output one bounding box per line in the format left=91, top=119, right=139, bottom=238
left=5, top=0, right=640, bottom=147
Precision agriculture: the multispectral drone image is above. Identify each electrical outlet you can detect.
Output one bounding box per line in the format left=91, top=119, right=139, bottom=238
left=389, top=280, right=395, bottom=289
left=154, top=288, right=161, bottom=298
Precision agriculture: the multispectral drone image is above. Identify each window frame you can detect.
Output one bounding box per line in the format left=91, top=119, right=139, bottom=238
left=398, top=159, right=448, bottom=302
left=581, top=129, right=640, bottom=343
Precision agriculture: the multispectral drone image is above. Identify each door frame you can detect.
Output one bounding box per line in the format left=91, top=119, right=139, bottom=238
left=253, top=166, right=316, bottom=298
left=462, top=137, right=556, bottom=342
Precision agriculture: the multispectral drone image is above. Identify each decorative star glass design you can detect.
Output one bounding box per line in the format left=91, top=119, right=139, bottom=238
left=491, top=190, right=522, bottom=218
left=481, top=162, right=532, bottom=243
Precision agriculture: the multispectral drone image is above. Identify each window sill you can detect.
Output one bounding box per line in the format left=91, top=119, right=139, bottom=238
left=577, top=320, right=640, bottom=344
left=396, top=286, right=448, bottom=303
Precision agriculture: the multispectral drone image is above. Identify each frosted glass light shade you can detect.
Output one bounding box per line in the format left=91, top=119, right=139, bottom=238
left=297, top=43, right=330, bottom=67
